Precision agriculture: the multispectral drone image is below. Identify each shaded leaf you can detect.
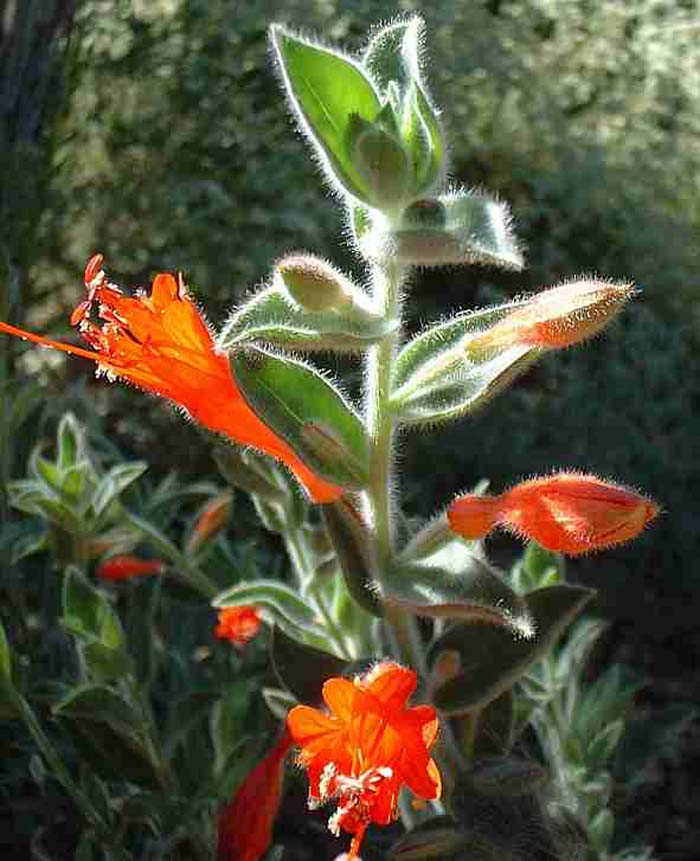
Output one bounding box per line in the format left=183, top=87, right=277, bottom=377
left=271, top=625, right=347, bottom=704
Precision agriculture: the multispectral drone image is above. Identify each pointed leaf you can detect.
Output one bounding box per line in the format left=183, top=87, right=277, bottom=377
left=430, top=585, right=595, bottom=714
left=213, top=579, right=332, bottom=649
left=387, top=541, right=533, bottom=635
left=271, top=626, right=347, bottom=704
left=320, top=497, right=383, bottom=616
left=231, top=347, right=369, bottom=489
left=471, top=689, right=515, bottom=757
left=57, top=413, right=85, bottom=469
left=271, top=27, right=382, bottom=201
left=91, top=462, right=147, bottom=517
left=218, top=285, right=394, bottom=353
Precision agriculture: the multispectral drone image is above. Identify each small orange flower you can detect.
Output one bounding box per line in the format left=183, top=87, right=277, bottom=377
left=287, top=662, right=441, bottom=859
left=96, top=554, right=166, bottom=581
left=217, top=729, right=292, bottom=861
left=215, top=606, right=262, bottom=647
left=0, top=256, right=339, bottom=504
left=448, top=472, right=659, bottom=556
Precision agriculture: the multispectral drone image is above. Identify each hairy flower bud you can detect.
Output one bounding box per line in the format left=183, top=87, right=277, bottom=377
left=448, top=473, right=659, bottom=556
left=467, top=280, right=636, bottom=357
left=275, top=255, right=353, bottom=312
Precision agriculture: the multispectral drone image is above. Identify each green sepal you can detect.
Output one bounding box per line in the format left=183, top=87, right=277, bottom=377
left=55, top=685, right=164, bottom=789
left=271, top=626, right=347, bottom=705
left=219, top=285, right=394, bottom=354
left=392, top=302, right=539, bottom=427
left=231, top=347, right=369, bottom=490
left=386, top=540, right=533, bottom=636
left=430, top=585, right=595, bottom=715
left=320, top=497, right=383, bottom=617
left=271, top=26, right=382, bottom=202
left=359, top=190, right=523, bottom=269
left=212, top=579, right=332, bottom=650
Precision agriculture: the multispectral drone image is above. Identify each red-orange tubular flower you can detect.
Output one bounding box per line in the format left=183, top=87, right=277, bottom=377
left=448, top=472, right=659, bottom=556
left=217, top=729, right=292, bottom=861
left=286, top=662, right=441, bottom=859
left=97, top=554, right=166, bottom=581
left=0, top=256, right=339, bottom=504
left=215, top=606, right=262, bottom=648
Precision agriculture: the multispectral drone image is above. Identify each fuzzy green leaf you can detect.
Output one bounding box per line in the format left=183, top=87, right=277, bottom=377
left=386, top=541, right=533, bottom=635
left=430, top=585, right=595, bottom=715
left=91, top=462, right=147, bottom=517
left=231, top=347, right=369, bottom=489
left=271, top=626, right=347, bottom=704
left=213, top=579, right=332, bottom=649
left=271, top=27, right=382, bottom=201
left=218, top=286, right=394, bottom=354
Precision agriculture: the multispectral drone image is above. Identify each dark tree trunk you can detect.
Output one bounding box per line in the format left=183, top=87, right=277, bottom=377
left=0, top=0, right=76, bottom=328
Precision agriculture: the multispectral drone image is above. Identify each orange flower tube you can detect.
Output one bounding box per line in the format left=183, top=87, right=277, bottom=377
left=217, top=729, right=292, bottom=861
left=448, top=472, right=659, bottom=556
left=214, top=606, right=262, bottom=648
left=287, top=662, right=441, bottom=859
left=96, top=554, right=166, bottom=581
left=0, top=256, right=340, bottom=503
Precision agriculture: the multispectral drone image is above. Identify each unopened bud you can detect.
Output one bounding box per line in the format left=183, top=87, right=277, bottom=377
left=97, top=555, right=166, bottom=582
left=186, top=493, right=232, bottom=554
left=467, top=280, right=636, bottom=357
left=349, top=119, right=410, bottom=210
left=275, top=255, right=353, bottom=312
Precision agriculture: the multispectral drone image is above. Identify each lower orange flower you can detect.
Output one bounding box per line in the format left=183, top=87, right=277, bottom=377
left=217, top=729, right=292, bottom=861
left=286, top=662, right=441, bottom=859
left=448, top=472, right=659, bottom=556
left=0, top=256, right=339, bottom=503
left=215, top=606, right=262, bottom=648
left=96, top=555, right=166, bottom=581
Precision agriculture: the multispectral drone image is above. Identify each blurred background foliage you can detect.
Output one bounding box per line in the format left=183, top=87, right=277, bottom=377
left=2, top=0, right=700, bottom=858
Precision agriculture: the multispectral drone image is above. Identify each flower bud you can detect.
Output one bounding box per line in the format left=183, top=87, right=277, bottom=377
left=186, top=493, right=232, bottom=554
left=274, top=254, right=353, bottom=312
left=96, top=555, right=166, bottom=581
left=348, top=119, right=411, bottom=210
left=467, top=280, right=636, bottom=357
left=448, top=473, right=659, bottom=556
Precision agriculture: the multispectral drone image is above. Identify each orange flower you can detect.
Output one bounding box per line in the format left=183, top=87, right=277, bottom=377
left=448, top=472, right=659, bottom=556
left=215, top=606, right=262, bottom=647
left=286, top=662, right=441, bottom=859
left=96, top=554, right=166, bottom=581
left=0, top=256, right=339, bottom=504
left=217, top=729, right=292, bottom=861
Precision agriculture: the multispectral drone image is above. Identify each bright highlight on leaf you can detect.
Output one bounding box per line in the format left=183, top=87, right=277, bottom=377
left=287, top=661, right=441, bottom=859
left=448, top=473, right=659, bottom=556
left=214, top=607, right=262, bottom=649
left=0, top=256, right=340, bottom=503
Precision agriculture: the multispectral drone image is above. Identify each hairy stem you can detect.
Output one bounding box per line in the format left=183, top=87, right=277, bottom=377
left=365, top=260, right=427, bottom=674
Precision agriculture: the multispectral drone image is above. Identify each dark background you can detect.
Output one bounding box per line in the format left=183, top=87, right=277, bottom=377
left=2, top=1, right=700, bottom=859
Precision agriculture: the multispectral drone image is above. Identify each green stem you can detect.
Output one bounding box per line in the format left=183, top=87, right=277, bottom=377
left=8, top=686, right=107, bottom=829
left=365, top=260, right=427, bottom=674
left=283, top=526, right=353, bottom=660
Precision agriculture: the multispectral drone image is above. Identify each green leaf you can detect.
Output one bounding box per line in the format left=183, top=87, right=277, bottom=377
left=61, top=567, right=126, bottom=665
left=271, top=626, right=347, bottom=704
left=91, top=462, right=147, bottom=517
left=468, top=756, right=548, bottom=797
left=430, top=585, right=595, bottom=714
left=470, top=689, right=515, bottom=757
left=218, top=286, right=394, bottom=354
left=359, top=190, right=523, bottom=269
left=57, top=413, right=85, bottom=469
left=231, top=347, right=369, bottom=489
left=392, top=302, right=539, bottom=427
left=585, top=719, right=625, bottom=768
left=401, top=82, right=444, bottom=195
left=213, top=579, right=332, bottom=649
left=271, top=27, right=382, bottom=201
left=55, top=685, right=163, bottom=789
left=320, top=497, right=383, bottom=616
left=0, top=619, right=11, bottom=681
left=262, top=686, right=298, bottom=721
left=386, top=541, right=533, bottom=635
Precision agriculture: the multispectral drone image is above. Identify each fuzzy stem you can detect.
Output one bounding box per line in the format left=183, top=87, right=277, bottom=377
left=365, top=260, right=427, bottom=674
